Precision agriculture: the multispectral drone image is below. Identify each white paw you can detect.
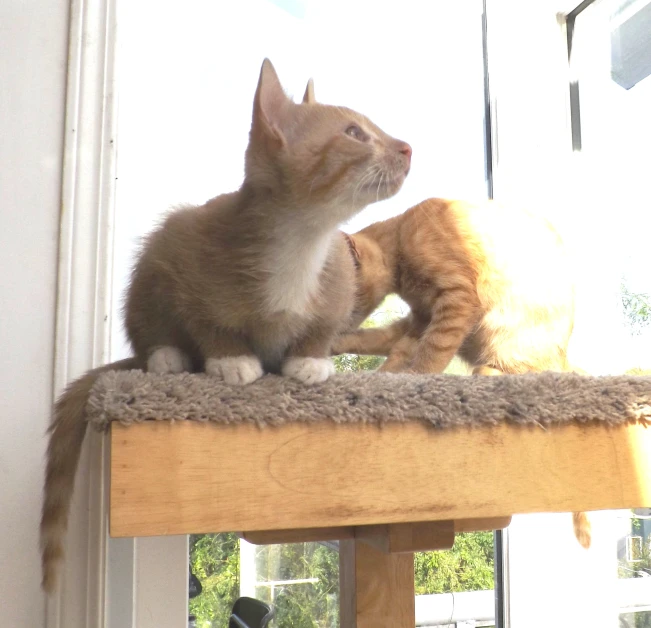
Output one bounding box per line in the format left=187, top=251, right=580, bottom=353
left=205, top=356, right=264, bottom=385
left=282, top=357, right=335, bottom=385
left=147, top=346, right=192, bottom=374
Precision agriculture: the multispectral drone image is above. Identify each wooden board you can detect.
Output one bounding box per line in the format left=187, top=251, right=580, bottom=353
left=240, top=526, right=355, bottom=545
left=356, top=521, right=455, bottom=553
left=110, top=421, right=651, bottom=537
left=238, top=517, right=511, bottom=548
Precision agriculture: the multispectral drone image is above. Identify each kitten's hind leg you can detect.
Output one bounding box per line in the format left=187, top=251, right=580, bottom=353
left=148, top=346, right=193, bottom=374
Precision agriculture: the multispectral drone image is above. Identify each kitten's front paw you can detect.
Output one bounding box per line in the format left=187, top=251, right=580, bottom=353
left=148, top=346, right=192, bottom=374
left=282, top=357, right=335, bottom=384
left=205, top=356, right=264, bottom=385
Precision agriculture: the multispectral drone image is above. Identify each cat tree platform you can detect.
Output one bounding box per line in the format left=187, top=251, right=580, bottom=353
left=89, top=370, right=651, bottom=628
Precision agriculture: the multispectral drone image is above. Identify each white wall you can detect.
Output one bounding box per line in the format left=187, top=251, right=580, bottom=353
left=0, top=1, right=70, bottom=626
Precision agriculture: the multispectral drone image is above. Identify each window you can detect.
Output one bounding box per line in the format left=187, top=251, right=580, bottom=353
left=486, top=0, right=651, bottom=625
left=571, top=1, right=651, bottom=624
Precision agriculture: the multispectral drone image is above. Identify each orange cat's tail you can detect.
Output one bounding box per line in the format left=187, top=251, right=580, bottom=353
left=572, top=511, right=592, bottom=549
left=565, top=365, right=592, bottom=549
left=40, top=358, right=138, bottom=593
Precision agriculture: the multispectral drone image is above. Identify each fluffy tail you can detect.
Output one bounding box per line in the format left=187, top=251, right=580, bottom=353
left=565, top=366, right=592, bottom=549
left=40, top=357, right=139, bottom=593
left=573, top=511, right=591, bottom=549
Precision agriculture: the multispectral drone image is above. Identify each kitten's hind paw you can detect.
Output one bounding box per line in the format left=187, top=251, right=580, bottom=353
left=148, top=346, right=192, bottom=374
left=205, top=356, right=264, bottom=385
left=282, top=357, right=335, bottom=385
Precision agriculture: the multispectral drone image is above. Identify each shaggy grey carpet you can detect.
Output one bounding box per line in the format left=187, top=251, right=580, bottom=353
left=87, top=370, right=651, bottom=431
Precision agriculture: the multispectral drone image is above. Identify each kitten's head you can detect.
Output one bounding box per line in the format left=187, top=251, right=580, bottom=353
left=344, top=232, right=393, bottom=327
left=245, top=59, right=411, bottom=224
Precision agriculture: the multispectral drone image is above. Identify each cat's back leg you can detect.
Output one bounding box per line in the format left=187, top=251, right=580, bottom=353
left=147, top=346, right=193, bottom=374
left=125, top=271, right=196, bottom=373
left=378, top=334, right=419, bottom=372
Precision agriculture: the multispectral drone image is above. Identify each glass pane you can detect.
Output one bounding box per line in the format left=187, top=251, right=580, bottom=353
left=572, top=0, right=651, bottom=376
left=247, top=541, right=339, bottom=627
left=617, top=509, right=651, bottom=625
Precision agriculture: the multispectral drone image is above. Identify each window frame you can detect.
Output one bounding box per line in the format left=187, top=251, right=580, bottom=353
left=64, top=0, right=641, bottom=625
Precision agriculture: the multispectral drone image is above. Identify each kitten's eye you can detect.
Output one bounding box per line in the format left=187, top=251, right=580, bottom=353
left=345, top=124, right=367, bottom=141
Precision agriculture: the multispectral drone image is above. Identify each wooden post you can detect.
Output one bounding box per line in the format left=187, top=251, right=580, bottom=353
left=339, top=539, right=415, bottom=628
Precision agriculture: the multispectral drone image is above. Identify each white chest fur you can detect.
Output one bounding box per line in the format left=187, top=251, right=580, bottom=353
left=262, top=228, right=333, bottom=315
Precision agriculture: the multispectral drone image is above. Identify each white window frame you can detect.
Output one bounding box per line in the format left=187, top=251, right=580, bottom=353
left=49, top=0, right=189, bottom=626
left=46, top=0, right=117, bottom=625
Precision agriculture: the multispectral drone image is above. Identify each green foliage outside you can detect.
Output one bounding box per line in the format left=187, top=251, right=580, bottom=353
left=618, top=512, right=651, bottom=579
left=415, top=531, right=495, bottom=595
left=189, top=296, right=493, bottom=627
left=622, top=285, right=651, bottom=374
left=621, top=285, right=651, bottom=335
left=619, top=612, right=651, bottom=628
left=190, top=533, right=240, bottom=626
left=618, top=538, right=651, bottom=579
left=333, top=352, right=384, bottom=373
left=626, top=367, right=651, bottom=376
left=254, top=542, right=340, bottom=628
left=617, top=509, right=651, bottom=627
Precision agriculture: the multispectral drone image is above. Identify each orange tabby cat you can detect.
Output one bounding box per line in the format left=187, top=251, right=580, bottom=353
left=40, top=59, right=411, bottom=592
left=334, top=198, right=591, bottom=548
left=336, top=197, right=574, bottom=374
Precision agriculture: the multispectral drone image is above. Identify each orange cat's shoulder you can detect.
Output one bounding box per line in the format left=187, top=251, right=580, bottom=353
left=397, top=198, right=482, bottom=258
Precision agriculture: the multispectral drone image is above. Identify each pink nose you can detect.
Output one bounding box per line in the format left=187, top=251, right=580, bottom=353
left=399, top=142, right=412, bottom=160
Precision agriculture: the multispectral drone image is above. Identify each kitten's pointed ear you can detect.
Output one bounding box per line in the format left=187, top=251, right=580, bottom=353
left=252, top=58, right=291, bottom=145
left=302, top=78, right=316, bottom=104
left=343, top=233, right=361, bottom=268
